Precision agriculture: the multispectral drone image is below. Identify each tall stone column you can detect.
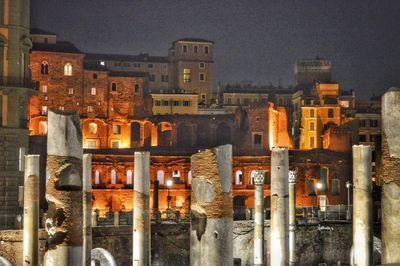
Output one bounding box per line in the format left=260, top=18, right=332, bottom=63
left=288, top=170, right=297, bottom=266
left=190, top=145, right=233, bottom=266
left=133, top=152, right=150, bottom=266
left=270, top=147, right=288, bottom=266
left=381, top=88, right=400, bottom=264
left=23, top=154, right=40, bottom=266
left=253, top=171, right=265, bottom=266
left=44, top=110, right=83, bottom=266
left=352, top=145, right=372, bottom=266
left=82, top=154, right=92, bottom=266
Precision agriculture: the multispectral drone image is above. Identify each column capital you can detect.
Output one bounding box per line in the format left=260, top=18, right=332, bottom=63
left=253, top=171, right=265, bottom=185
left=288, top=170, right=297, bottom=183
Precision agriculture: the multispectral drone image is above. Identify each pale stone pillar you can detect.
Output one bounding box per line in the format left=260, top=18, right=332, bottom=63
left=352, top=145, right=373, bottom=266
left=114, top=211, right=120, bottom=226
left=190, top=145, right=233, bottom=266
left=133, top=152, right=150, bottom=266
left=91, top=211, right=97, bottom=227
left=83, top=154, right=92, bottom=266
left=270, top=147, right=288, bottom=266
left=253, top=171, right=265, bottom=266
left=23, top=154, right=40, bottom=266
left=44, top=110, right=83, bottom=266
left=381, top=88, right=400, bottom=264
left=288, top=170, right=297, bottom=266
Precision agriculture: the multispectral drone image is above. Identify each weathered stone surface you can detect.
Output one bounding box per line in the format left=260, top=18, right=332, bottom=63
left=382, top=87, right=400, bottom=159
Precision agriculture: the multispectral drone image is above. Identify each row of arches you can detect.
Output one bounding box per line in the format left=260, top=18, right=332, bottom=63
left=40, top=61, right=72, bottom=76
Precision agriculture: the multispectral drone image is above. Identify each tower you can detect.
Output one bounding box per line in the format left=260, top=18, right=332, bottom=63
left=0, top=0, right=35, bottom=228
left=294, top=57, right=332, bottom=86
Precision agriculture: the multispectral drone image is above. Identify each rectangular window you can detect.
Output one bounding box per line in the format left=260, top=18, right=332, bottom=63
left=42, top=85, right=48, bottom=93
left=134, top=84, right=139, bottom=93
left=161, top=75, right=169, bottom=82
left=183, top=101, right=191, bottom=107
left=111, top=140, right=120, bottom=149
left=319, top=167, right=328, bottom=192
left=111, top=82, right=117, bottom=91
left=173, top=101, right=180, bottom=106
left=91, top=87, right=96, bottom=95
left=310, top=121, right=315, bottom=131
left=204, top=46, right=209, bottom=54
left=183, top=45, right=188, bottom=53
left=183, top=69, right=191, bottom=83
left=370, top=119, right=378, bottom=127
left=41, top=106, right=48, bottom=115
left=359, top=134, right=367, bottom=142
left=87, top=106, right=93, bottom=112
left=199, top=62, right=205, bottom=69
left=162, top=100, right=169, bottom=106
left=253, top=133, right=263, bottom=145
left=93, top=73, right=98, bottom=79
left=227, top=98, right=232, bottom=105
left=68, top=88, right=74, bottom=95
left=307, top=179, right=316, bottom=196
left=86, top=139, right=98, bottom=149
left=199, top=73, right=205, bottom=81
left=331, top=179, right=340, bottom=196
left=194, top=45, right=198, bottom=53
left=155, top=100, right=161, bottom=106
left=328, top=108, right=334, bottom=118
left=359, top=120, right=366, bottom=128
left=59, top=106, right=64, bottom=111
left=310, top=109, right=315, bottom=118
left=112, top=124, right=121, bottom=135
left=148, top=63, right=153, bottom=68
left=310, top=136, right=315, bottom=148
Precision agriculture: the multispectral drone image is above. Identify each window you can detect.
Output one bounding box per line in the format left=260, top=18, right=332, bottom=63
left=309, top=122, right=315, bottom=131
left=111, top=169, right=117, bottom=184
left=183, top=69, right=191, bottom=83
left=59, top=106, right=64, bottom=111
left=155, top=100, right=161, bottom=106
left=133, top=63, right=141, bottom=68
left=41, top=106, right=48, bottom=115
left=310, top=136, right=315, bottom=148
left=183, top=101, right=191, bottom=107
left=91, top=87, right=96, bottom=96
left=148, top=63, right=153, bottom=68
left=157, top=170, right=165, bottom=184
left=359, top=119, right=366, bottom=128
left=41, top=84, right=48, bottom=93
left=134, top=84, right=139, bottom=93
left=183, top=45, right=188, bottom=53
left=310, top=109, right=315, bottom=118
left=201, top=94, right=206, bottom=102
left=149, top=74, right=155, bottom=82
left=68, top=88, right=74, bottom=95
left=111, top=140, right=120, bottom=149
left=87, top=106, right=93, bottom=112
left=93, top=73, right=98, bottom=79
left=44, top=96, right=48, bottom=101
left=41, top=61, right=49, bottom=75
left=112, top=124, right=121, bottom=135
left=199, top=73, right=205, bottom=81
left=370, top=119, right=378, bottom=127
left=89, top=122, right=98, bottom=134
left=331, top=179, right=340, bottom=196
left=64, top=63, right=72, bottom=76
left=319, top=167, right=328, bottom=192
left=204, top=46, right=209, bottom=54
left=193, top=45, right=198, bottom=53
left=307, top=179, right=316, bottom=196
left=86, top=139, right=97, bottom=149
left=359, top=134, right=367, bottom=142
left=327, top=108, right=334, bottom=118
left=161, top=75, right=169, bottom=82
left=39, top=121, right=47, bottom=134
left=95, top=170, right=101, bottom=184
left=199, top=62, right=205, bottom=69
left=173, top=100, right=180, bottom=106
left=235, top=170, right=243, bottom=185
left=111, top=82, right=117, bottom=91
left=126, top=170, right=133, bottom=185
left=172, top=170, right=181, bottom=184
left=227, top=98, right=232, bottom=105
left=253, top=133, right=263, bottom=145
left=162, top=100, right=169, bottom=106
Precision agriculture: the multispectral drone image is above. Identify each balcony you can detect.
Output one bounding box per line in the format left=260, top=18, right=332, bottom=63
left=0, top=77, right=39, bottom=90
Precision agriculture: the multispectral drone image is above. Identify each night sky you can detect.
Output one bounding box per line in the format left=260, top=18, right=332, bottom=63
left=31, top=1, right=400, bottom=99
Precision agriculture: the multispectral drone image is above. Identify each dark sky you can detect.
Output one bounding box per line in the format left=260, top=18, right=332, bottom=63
left=31, top=0, right=400, bottom=99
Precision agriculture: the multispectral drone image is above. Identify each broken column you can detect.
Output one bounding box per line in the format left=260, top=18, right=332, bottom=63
left=288, top=170, right=297, bottom=266
left=270, top=147, right=289, bottom=266
left=133, top=152, right=150, bottom=266
left=352, top=145, right=372, bottom=266
left=190, top=145, right=233, bottom=266
left=381, top=88, right=400, bottom=264
left=23, top=154, right=40, bottom=266
left=253, top=171, right=265, bottom=266
left=44, top=110, right=83, bottom=266
left=82, top=154, right=92, bottom=266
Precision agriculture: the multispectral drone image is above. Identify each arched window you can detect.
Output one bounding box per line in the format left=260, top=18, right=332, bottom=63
left=111, top=169, right=117, bottom=184
left=39, top=121, right=47, bottom=135
left=187, top=171, right=192, bottom=185
left=172, top=170, right=181, bottom=184
left=250, top=170, right=257, bottom=185
left=126, top=170, right=133, bottom=185
left=89, top=122, right=98, bottom=134
left=235, top=170, right=243, bottom=185
left=64, top=63, right=72, bottom=76
left=95, top=170, right=101, bottom=185
left=41, top=61, right=49, bottom=75
left=157, top=170, right=165, bottom=184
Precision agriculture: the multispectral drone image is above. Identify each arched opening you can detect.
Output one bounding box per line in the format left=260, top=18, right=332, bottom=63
left=233, top=195, right=246, bottom=220
left=126, top=169, right=133, bottom=185
left=177, top=123, right=192, bottom=147
left=41, top=61, right=49, bottom=75
left=64, top=62, right=72, bottom=76
left=196, top=122, right=209, bottom=147
left=250, top=170, right=257, bottom=185
left=187, top=170, right=192, bottom=185
left=157, top=170, right=165, bottom=184
left=172, top=170, right=181, bottom=184
left=143, top=122, right=152, bottom=147
left=158, top=122, right=172, bottom=147
left=235, top=170, right=243, bottom=185
left=216, top=122, right=231, bottom=145
left=111, top=169, right=117, bottom=184
left=131, top=122, right=141, bottom=148
left=94, top=170, right=101, bottom=185
left=91, top=248, right=117, bottom=266
left=89, top=122, right=98, bottom=134
left=39, top=121, right=48, bottom=135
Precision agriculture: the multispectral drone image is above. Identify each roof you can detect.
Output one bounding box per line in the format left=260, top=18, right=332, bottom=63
left=30, top=28, right=56, bottom=36
left=109, top=71, right=147, bottom=78
left=83, top=62, right=108, bottom=72
left=174, top=38, right=214, bottom=44
left=32, top=41, right=82, bottom=54
left=85, top=53, right=168, bottom=63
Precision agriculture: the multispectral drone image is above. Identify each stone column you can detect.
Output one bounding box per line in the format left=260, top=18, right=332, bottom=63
left=270, top=147, right=288, bottom=266
left=352, top=145, right=372, bottom=266
left=114, top=211, right=120, bottom=226
left=253, top=171, right=265, bottom=266
left=288, top=170, right=297, bottom=266
left=133, top=152, right=150, bottom=266
left=381, top=88, right=400, bottom=264
left=83, top=154, right=92, bottom=266
left=23, top=154, right=40, bottom=266
left=190, top=145, right=233, bottom=266
left=91, top=211, right=97, bottom=227
left=44, top=110, right=83, bottom=266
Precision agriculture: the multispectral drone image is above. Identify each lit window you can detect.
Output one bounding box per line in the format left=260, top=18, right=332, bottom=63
left=39, top=121, right=47, bottom=134
left=87, top=106, right=93, bottom=112
left=204, top=46, right=209, bottom=54
left=68, top=88, right=74, bottom=95
left=91, top=87, right=96, bottom=95
left=126, top=170, right=133, bottom=185
left=59, top=106, right=64, bottom=111
left=111, top=169, right=117, bottom=184
left=235, top=170, right=243, bottom=185
left=183, top=69, right=191, bottom=83
left=113, top=124, right=121, bottom=135
left=95, top=170, right=101, bottom=184
left=111, top=140, right=120, bottom=149
left=41, top=106, right=48, bottom=115
left=111, top=82, right=117, bottom=91
left=86, top=139, right=97, bottom=149
left=199, top=73, right=205, bottom=81
left=194, top=45, right=198, bottom=53
left=41, top=84, right=48, bottom=93
left=199, top=62, right=205, bottom=69
left=41, top=61, right=49, bottom=75
left=89, top=122, right=98, bottom=134
left=183, top=45, right=188, bottom=53
left=64, top=63, right=72, bottom=76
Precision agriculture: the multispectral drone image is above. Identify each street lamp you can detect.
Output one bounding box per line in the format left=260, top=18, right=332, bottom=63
left=166, top=180, right=173, bottom=210
left=346, top=181, right=352, bottom=221
left=316, top=182, right=322, bottom=190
